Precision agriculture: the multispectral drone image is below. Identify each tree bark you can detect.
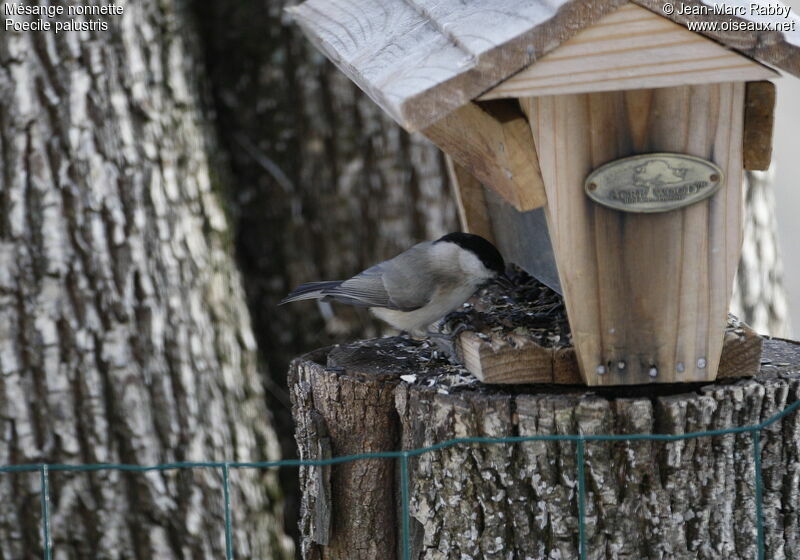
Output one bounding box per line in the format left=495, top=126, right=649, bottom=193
left=291, top=346, right=401, bottom=560
left=0, top=2, right=292, bottom=558
left=291, top=337, right=800, bottom=560
left=193, top=0, right=458, bottom=375
left=731, top=169, right=792, bottom=337
left=193, top=0, right=458, bottom=541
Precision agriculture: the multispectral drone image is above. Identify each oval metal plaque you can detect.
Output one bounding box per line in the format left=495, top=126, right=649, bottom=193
left=585, top=153, right=723, bottom=213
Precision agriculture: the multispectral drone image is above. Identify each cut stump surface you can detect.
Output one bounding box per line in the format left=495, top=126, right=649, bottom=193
left=291, top=336, right=800, bottom=560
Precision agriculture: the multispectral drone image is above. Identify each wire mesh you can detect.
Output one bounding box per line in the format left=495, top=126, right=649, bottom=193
left=3, top=398, right=797, bottom=560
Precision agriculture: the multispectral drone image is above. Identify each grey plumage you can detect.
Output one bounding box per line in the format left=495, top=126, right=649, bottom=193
left=281, top=233, right=506, bottom=334
left=280, top=241, right=438, bottom=311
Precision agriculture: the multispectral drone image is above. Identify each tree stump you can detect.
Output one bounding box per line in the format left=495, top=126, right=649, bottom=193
left=290, top=334, right=800, bottom=559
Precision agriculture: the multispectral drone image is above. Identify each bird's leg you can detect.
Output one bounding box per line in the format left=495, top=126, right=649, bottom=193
left=425, top=319, right=474, bottom=363
left=430, top=315, right=474, bottom=340
left=425, top=330, right=453, bottom=342
left=426, top=332, right=459, bottom=362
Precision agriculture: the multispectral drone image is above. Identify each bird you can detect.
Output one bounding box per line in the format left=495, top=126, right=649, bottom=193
left=280, top=232, right=510, bottom=336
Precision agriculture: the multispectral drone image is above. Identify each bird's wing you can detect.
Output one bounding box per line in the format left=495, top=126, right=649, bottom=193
left=325, top=242, right=437, bottom=311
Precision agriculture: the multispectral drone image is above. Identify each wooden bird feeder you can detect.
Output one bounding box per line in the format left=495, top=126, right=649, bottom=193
left=290, top=0, right=799, bottom=386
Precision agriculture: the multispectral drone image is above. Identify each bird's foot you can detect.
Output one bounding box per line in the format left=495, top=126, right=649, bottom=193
left=427, top=334, right=459, bottom=362
left=430, top=318, right=473, bottom=340
left=425, top=323, right=473, bottom=363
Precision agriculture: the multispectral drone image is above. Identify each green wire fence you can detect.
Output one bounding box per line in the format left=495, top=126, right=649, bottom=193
left=3, top=397, right=799, bottom=560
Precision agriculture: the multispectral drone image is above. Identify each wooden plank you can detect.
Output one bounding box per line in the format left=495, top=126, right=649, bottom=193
left=290, top=0, right=799, bottom=132
left=423, top=100, right=547, bottom=211
left=444, top=157, right=495, bottom=242
left=288, top=0, right=628, bottom=131
left=455, top=331, right=554, bottom=384
left=481, top=4, right=777, bottom=99
left=717, top=321, right=764, bottom=379
left=521, top=82, right=746, bottom=385
left=743, top=81, right=776, bottom=171
left=454, top=320, right=762, bottom=384
left=634, top=0, right=800, bottom=76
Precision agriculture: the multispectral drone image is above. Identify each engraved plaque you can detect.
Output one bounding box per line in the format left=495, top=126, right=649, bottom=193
left=585, top=153, right=723, bottom=213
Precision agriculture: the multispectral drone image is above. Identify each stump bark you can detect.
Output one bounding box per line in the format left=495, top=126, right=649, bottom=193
left=290, top=337, right=800, bottom=560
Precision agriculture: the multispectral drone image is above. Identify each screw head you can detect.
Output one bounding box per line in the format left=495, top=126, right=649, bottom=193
left=617, top=361, right=626, bottom=371
left=676, top=362, right=685, bottom=373
left=697, top=357, right=707, bottom=369
left=596, top=365, right=607, bottom=375
left=648, top=366, right=658, bottom=378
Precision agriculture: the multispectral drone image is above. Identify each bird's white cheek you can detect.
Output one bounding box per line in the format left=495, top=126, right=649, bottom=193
left=459, top=250, right=493, bottom=281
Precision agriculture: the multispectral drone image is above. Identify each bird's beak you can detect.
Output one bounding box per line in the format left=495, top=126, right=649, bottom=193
left=496, top=272, right=514, bottom=291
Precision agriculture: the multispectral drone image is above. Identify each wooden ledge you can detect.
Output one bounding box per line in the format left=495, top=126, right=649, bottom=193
left=423, top=100, right=546, bottom=211
left=436, top=269, right=762, bottom=386
left=454, top=318, right=763, bottom=385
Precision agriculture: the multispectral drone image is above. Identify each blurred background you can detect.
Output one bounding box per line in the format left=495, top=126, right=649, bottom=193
left=773, top=0, right=800, bottom=331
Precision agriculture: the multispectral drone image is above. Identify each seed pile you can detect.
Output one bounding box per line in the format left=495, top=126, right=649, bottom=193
left=440, top=265, right=572, bottom=349
left=327, top=267, right=571, bottom=392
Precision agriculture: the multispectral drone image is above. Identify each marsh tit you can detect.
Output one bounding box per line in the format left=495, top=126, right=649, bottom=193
left=281, top=232, right=510, bottom=336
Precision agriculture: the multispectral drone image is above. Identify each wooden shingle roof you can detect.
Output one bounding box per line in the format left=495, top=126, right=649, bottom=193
left=289, top=0, right=800, bottom=131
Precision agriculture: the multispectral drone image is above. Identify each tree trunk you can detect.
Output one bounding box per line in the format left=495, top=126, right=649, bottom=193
left=0, top=2, right=292, bottom=558
left=194, top=0, right=457, bottom=370
left=193, top=0, right=458, bottom=541
left=732, top=169, right=792, bottom=337
left=291, top=337, right=800, bottom=560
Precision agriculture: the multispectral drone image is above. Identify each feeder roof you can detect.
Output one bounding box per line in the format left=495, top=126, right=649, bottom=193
left=289, top=0, right=800, bottom=131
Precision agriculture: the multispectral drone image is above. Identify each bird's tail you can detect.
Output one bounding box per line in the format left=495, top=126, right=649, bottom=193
left=279, top=281, right=343, bottom=305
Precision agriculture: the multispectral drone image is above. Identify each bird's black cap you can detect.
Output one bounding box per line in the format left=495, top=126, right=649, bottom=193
left=436, top=232, right=505, bottom=275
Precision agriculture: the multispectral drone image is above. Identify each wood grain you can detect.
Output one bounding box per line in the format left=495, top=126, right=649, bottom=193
left=455, top=331, right=555, bottom=383
left=289, top=0, right=627, bottom=130
left=454, top=319, right=762, bottom=384
left=482, top=4, right=776, bottom=99
left=743, top=81, right=776, bottom=171
left=521, top=83, right=746, bottom=385
left=290, top=350, right=401, bottom=559
left=445, top=157, right=495, bottom=242
left=424, top=100, right=547, bottom=211
left=635, top=0, right=800, bottom=76
left=290, top=0, right=799, bottom=132
left=717, top=321, right=765, bottom=378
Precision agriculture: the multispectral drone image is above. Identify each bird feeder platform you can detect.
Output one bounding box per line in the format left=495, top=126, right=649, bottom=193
left=441, top=270, right=763, bottom=384
left=290, top=0, right=799, bottom=386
